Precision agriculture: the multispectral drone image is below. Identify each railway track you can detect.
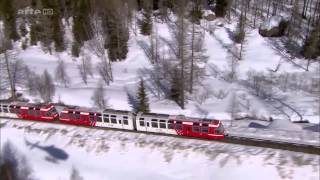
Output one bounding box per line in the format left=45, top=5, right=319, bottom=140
left=1, top=117, right=320, bottom=155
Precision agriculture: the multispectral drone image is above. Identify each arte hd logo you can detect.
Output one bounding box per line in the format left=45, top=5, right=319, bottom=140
left=17, top=7, right=54, bottom=16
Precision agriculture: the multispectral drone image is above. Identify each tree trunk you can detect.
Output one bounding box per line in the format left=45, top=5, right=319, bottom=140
left=190, top=23, right=195, bottom=94
left=4, top=51, right=15, bottom=100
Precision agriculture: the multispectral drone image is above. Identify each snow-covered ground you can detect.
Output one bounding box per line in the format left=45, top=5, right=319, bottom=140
left=1, top=119, right=319, bottom=180
left=1, top=16, right=319, bottom=124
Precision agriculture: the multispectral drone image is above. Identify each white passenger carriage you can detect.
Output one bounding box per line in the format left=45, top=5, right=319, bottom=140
left=136, top=112, right=177, bottom=135
left=95, top=109, right=135, bottom=130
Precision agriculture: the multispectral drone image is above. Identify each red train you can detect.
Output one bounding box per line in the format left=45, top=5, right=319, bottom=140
left=0, top=102, right=226, bottom=139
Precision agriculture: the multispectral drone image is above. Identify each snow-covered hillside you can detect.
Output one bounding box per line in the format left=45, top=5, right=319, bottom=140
left=1, top=119, right=319, bottom=180
left=5, top=17, right=317, bottom=124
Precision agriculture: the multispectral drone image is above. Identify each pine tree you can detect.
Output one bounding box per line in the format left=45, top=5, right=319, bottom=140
left=0, top=0, right=19, bottom=41
left=30, top=23, right=40, bottom=46
left=72, top=41, right=81, bottom=57
left=136, top=79, right=150, bottom=113
left=303, top=25, right=320, bottom=59
left=215, top=0, right=230, bottom=17
left=302, top=24, right=320, bottom=70
left=234, top=14, right=246, bottom=43
left=190, top=0, right=203, bottom=24
left=139, top=9, right=153, bottom=35
left=72, top=0, right=92, bottom=52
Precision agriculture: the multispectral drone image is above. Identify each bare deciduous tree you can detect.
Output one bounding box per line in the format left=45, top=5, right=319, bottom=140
left=91, top=83, right=108, bottom=109
left=37, top=70, right=55, bottom=102
left=87, top=15, right=113, bottom=85
left=70, top=167, right=83, bottom=180
left=55, top=60, right=70, bottom=87
left=78, top=53, right=93, bottom=85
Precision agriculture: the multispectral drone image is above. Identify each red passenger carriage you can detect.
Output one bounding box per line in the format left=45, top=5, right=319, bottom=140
left=59, top=107, right=101, bottom=126
left=9, top=102, right=58, bottom=121
left=169, top=115, right=225, bottom=139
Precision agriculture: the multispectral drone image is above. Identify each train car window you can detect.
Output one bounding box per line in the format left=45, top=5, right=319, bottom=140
left=61, top=113, right=68, bottom=119
left=192, top=126, right=200, bottom=132
left=75, top=113, right=80, bottom=119
left=97, top=116, right=102, bottom=122
left=151, top=119, right=158, bottom=128
left=81, top=115, right=86, bottom=121
left=176, top=121, right=182, bottom=124
left=89, top=115, right=94, bottom=122
left=151, top=122, right=158, bottom=128
left=139, top=118, right=144, bottom=120
left=118, top=120, right=122, bottom=124
left=159, top=123, right=166, bottom=128
left=201, top=127, right=209, bottom=133
left=103, top=114, right=109, bottom=123
left=28, top=110, right=34, bottom=115
left=175, top=124, right=182, bottom=130
left=111, top=115, right=117, bottom=124
left=123, top=116, right=128, bottom=125
left=69, top=113, right=75, bottom=120
left=3, top=107, right=9, bottom=113
left=34, top=110, right=40, bottom=116
left=159, top=119, right=166, bottom=123
left=216, top=124, right=224, bottom=135
left=202, top=123, right=208, bottom=126
left=9, top=106, right=15, bottom=113
left=139, top=121, right=145, bottom=126
left=146, top=122, right=150, bottom=127
left=168, top=123, right=174, bottom=129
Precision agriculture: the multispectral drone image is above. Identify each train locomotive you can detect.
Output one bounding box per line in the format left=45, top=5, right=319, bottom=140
left=0, top=102, right=226, bottom=139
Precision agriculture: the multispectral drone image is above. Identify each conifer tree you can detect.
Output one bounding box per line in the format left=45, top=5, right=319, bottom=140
left=136, top=79, right=150, bottom=113
left=303, top=25, right=320, bottom=60
left=72, top=0, right=92, bottom=56
left=30, top=23, right=40, bottom=46
left=0, top=0, right=19, bottom=41
left=139, top=9, right=153, bottom=35
left=215, top=0, right=230, bottom=17
left=302, top=24, right=320, bottom=70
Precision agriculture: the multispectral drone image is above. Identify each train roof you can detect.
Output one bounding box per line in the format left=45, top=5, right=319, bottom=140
left=103, top=109, right=132, bottom=115
left=138, top=112, right=170, bottom=118
left=8, top=102, right=54, bottom=109
left=62, top=106, right=100, bottom=113
left=169, top=115, right=220, bottom=124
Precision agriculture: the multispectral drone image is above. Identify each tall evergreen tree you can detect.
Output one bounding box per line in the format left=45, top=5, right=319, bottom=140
left=215, top=0, right=230, bottom=17
left=72, top=0, right=92, bottom=52
left=303, top=25, right=320, bottom=59
left=139, top=8, right=153, bottom=35
left=136, top=79, right=150, bottom=113
left=0, top=0, right=19, bottom=41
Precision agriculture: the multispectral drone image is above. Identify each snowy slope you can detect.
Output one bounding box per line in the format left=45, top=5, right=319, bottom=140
left=2, top=16, right=319, bottom=124
left=1, top=119, right=319, bottom=180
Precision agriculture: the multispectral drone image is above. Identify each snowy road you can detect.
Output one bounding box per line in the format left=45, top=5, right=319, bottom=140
left=1, top=119, right=319, bottom=180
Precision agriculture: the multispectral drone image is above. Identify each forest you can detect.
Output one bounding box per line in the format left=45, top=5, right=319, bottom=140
left=0, top=0, right=319, bottom=121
